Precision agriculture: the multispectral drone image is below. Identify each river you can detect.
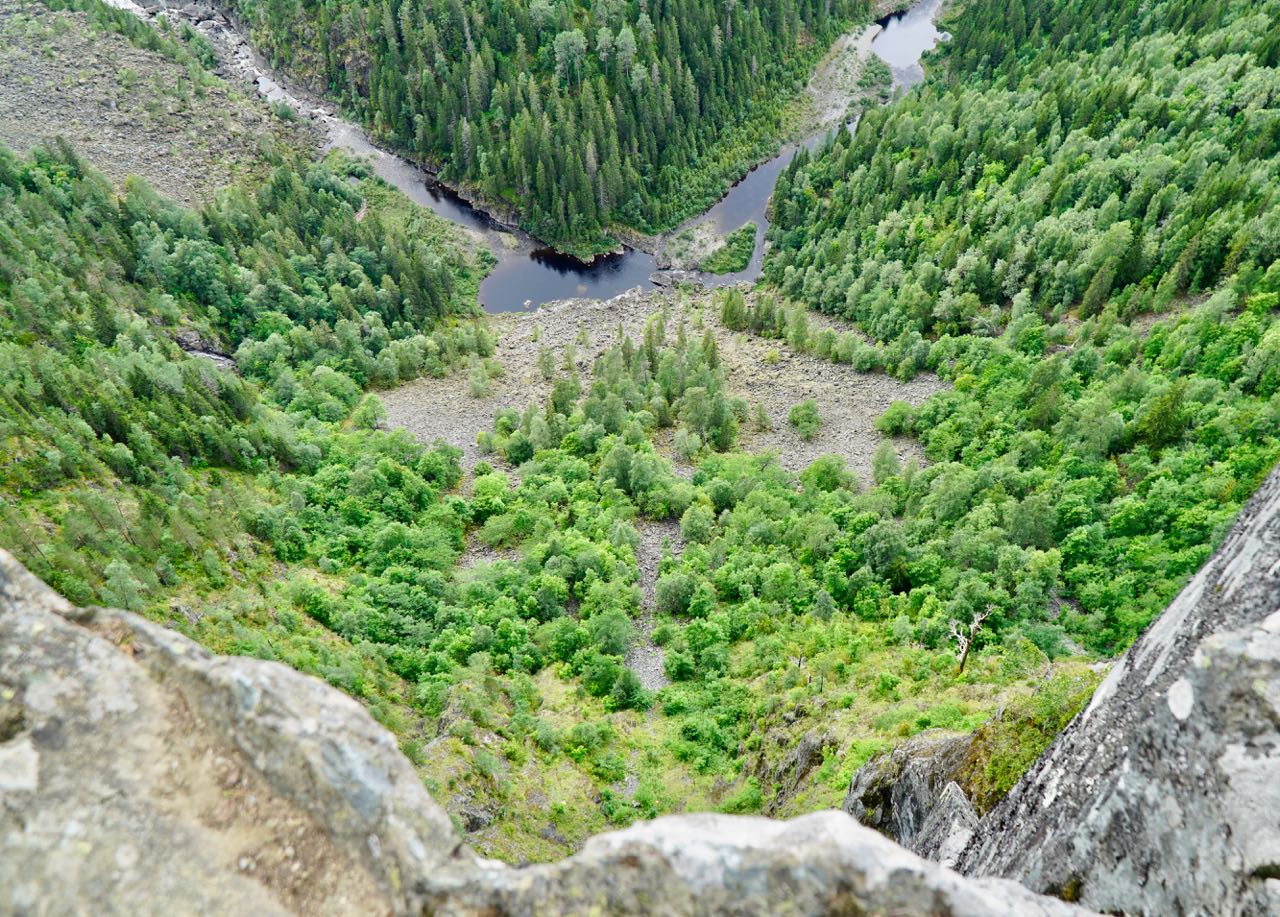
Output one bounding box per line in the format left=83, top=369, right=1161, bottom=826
left=472, top=0, right=946, bottom=312
left=120, top=0, right=944, bottom=313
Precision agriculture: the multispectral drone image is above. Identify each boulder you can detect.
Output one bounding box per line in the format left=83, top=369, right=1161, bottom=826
left=957, top=467, right=1280, bottom=915
left=0, top=548, right=469, bottom=915
left=422, top=811, right=1091, bottom=916
left=649, top=269, right=705, bottom=288
left=913, top=780, right=978, bottom=866
left=843, top=730, right=975, bottom=863
left=0, top=547, right=1092, bottom=915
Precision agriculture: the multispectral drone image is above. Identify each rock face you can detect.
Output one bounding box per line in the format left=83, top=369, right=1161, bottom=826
left=755, top=728, right=836, bottom=814
left=957, top=468, right=1280, bottom=915
left=0, top=547, right=1091, bottom=916
left=425, top=812, right=1091, bottom=917
left=843, top=730, right=976, bottom=865
left=0, top=547, right=469, bottom=915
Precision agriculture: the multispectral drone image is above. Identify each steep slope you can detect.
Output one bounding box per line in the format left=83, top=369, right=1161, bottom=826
left=0, top=0, right=310, bottom=202
left=0, top=546, right=1092, bottom=916
left=764, top=0, right=1280, bottom=656
left=956, top=465, right=1280, bottom=913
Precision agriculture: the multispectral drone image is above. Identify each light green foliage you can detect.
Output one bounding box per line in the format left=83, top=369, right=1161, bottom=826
left=7, top=0, right=1280, bottom=866
left=0, top=140, right=483, bottom=741
left=788, top=399, right=822, bottom=440
left=957, top=667, right=1101, bottom=814
left=467, top=358, right=492, bottom=398
left=759, top=0, right=1280, bottom=654
left=872, top=442, right=901, bottom=485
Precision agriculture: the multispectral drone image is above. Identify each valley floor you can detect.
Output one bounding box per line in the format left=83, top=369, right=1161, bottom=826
left=381, top=287, right=944, bottom=481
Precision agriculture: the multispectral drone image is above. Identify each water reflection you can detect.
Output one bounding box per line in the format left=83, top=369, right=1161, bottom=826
left=873, top=0, right=946, bottom=89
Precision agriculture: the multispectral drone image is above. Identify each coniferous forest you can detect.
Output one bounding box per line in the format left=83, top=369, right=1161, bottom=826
left=229, top=0, right=869, bottom=254
left=1, top=0, right=1279, bottom=869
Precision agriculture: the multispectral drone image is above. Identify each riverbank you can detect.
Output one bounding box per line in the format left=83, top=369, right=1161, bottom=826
left=653, top=20, right=885, bottom=273
left=106, top=0, right=946, bottom=311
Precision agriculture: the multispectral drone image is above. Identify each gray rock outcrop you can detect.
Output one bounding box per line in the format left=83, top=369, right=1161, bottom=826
left=957, top=467, right=1280, bottom=915
left=756, top=728, right=836, bottom=813
left=843, top=730, right=976, bottom=865
left=915, top=779, right=979, bottom=866
left=0, top=547, right=469, bottom=915
left=0, top=547, right=1091, bottom=915
left=425, top=811, right=1092, bottom=916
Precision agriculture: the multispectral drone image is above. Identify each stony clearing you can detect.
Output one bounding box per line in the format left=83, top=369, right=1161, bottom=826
left=805, top=24, right=882, bottom=128
left=658, top=221, right=732, bottom=272
left=381, top=287, right=947, bottom=483
left=0, top=0, right=310, bottom=203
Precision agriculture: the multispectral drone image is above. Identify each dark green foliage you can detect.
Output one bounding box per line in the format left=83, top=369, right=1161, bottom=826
left=609, top=668, right=651, bottom=711
left=0, top=141, right=491, bottom=697
left=7, top=0, right=1280, bottom=847
left=230, top=0, right=871, bottom=254
left=756, top=0, right=1280, bottom=655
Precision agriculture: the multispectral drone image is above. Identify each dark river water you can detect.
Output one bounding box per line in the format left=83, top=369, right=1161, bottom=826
left=335, top=0, right=946, bottom=313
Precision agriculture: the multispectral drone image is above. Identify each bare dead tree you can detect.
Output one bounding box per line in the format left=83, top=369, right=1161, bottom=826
left=949, top=604, right=993, bottom=675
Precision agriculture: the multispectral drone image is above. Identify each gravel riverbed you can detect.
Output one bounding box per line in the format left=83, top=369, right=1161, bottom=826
left=382, top=287, right=947, bottom=482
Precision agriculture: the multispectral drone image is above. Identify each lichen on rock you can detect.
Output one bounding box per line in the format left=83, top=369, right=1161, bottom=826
left=956, top=467, right=1280, bottom=915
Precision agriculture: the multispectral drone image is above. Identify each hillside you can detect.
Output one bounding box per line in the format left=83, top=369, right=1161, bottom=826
left=0, top=0, right=323, bottom=201
left=767, top=0, right=1280, bottom=653
left=225, top=0, right=873, bottom=255
left=1, top=0, right=1280, bottom=906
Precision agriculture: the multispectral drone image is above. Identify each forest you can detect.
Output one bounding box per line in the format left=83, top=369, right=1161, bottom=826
left=766, top=0, right=1280, bottom=648
left=227, top=0, right=869, bottom=255
left=2, top=0, right=1279, bottom=866
left=0, top=138, right=1098, bottom=856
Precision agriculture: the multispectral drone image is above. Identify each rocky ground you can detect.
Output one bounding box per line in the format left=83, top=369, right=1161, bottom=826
left=381, top=287, right=946, bottom=483
left=955, top=466, right=1280, bottom=915
left=0, top=547, right=1097, bottom=916
left=0, top=0, right=310, bottom=203
left=626, top=519, right=684, bottom=692
left=659, top=221, right=732, bottom=272
left=806, top=24, right=881, bottom=127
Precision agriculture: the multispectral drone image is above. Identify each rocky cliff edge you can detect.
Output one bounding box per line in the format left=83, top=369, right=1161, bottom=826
left=0, top=547, right=1089, bottom=916
left=954, top=467, right=1280, bottom=915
